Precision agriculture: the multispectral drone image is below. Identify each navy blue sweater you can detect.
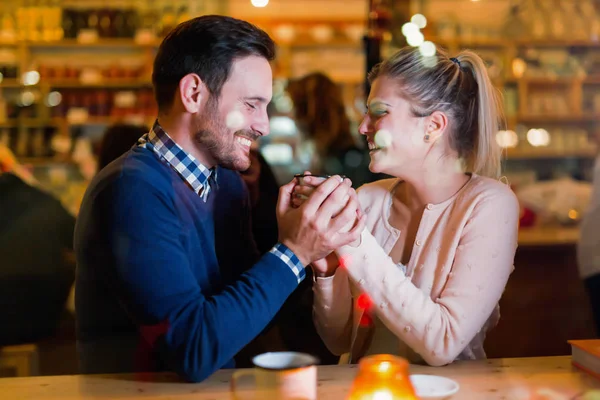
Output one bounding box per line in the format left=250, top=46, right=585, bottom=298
left=74, top=147, right=299, bottom=382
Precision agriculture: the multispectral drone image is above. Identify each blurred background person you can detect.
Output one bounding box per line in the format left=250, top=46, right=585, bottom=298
left=0, top=144, right=75, bottom=347
left=96, top=123, right=149, bottom=171
left=287, top=72, right=382, bottom=188
left=577, top=142, right=600, bottom=338
left=239, top=146, right=280, bottom=255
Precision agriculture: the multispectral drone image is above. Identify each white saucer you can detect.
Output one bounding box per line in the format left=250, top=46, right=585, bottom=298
left=410, top=374, right=460, bottom=399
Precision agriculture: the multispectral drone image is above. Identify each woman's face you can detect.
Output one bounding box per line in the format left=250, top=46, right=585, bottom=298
left=358, top=76, right=429, bottom=177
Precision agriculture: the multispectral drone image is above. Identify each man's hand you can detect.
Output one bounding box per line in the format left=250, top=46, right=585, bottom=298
left=276, top=175, right=366, bottom=267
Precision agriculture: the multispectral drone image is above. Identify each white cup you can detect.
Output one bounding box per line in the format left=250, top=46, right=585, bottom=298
left=230, top=351, right=318, bottom=400
left=294, top=174, right=331, bottom=200
left=294, top=174, right=355, bottom=233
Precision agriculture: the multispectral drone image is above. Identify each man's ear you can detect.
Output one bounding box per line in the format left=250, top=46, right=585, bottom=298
left=178, top=73, right=206, bottom=114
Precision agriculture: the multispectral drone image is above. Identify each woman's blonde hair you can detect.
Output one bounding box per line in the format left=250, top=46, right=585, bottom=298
left=368, top=46, right=502, bottom=179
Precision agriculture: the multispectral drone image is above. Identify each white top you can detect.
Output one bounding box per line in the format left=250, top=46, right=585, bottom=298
left=362, top=262, right=412, bottom=358
left=312, top=175, right=520, bottom=366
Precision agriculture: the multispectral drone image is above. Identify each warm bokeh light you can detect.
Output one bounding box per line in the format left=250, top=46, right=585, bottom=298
left=250, top=0, right=269, bottom=7
left=372, top=390, right=394, bottom=400
left=226, top=110, right=245, bottom=130
left=410, top=14, right=427, bottom=29
left=19, top=90, right=35, bottom=106
left=401, top=22, right=419, bottom=38
left=378, top=361, right=391, bottom=373
left=569, top=209, right=579, bottom=220
left=527, top=128, right=550, bottom=147
left=419, top=41, right=437, bottom=57
left=45, top=91, right=62, bottom=107
left=512, top=58, right=527, bottom=78
left=406, top=31, right=425, bottom=47
left=22, top=70, right=40, bottom=86
left=496, top=130, right=519, bottom=148
left=347, top=355, right=418, bottom=400
left=273, top=24, right=295, bottom=43
left=357, top=293, right=373, bottom=311
left=374, top=129, right=392, bottom=149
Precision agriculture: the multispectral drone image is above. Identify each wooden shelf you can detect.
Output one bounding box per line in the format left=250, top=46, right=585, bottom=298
left=0, top=119, right=59, bottom=127
left=431, top=37, right=600, bottom=48
left=47, top=79, right=152, bottom=88
left=19, top=156, right=74, bottom=166
left=515, top=114, right=599, bottom=124
left=0, top=79, right=30, bottom=88
left=517, top=77, right=582, bottom=85
left=52, top=115, right=152, bottom=126
left=518, top=226, right=580, bottom=246
left=513, top=39, right=600, bottom=47
left=27, top=38, right=159, bottom=48
left=284, top=38, right=360, bottom=48
left=505, top=148, right=596, bottom=159
left=430, top=37, right=508, bottom=48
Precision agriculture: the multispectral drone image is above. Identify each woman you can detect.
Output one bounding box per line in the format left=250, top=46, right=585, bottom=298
left=297, top=47, right=519, bottom=366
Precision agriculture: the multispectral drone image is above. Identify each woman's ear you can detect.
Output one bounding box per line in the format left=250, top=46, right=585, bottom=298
left=425, top=110, right=449, bottom=143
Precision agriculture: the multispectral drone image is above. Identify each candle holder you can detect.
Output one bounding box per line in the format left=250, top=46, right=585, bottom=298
left=347, top=354, right=418, bottom=400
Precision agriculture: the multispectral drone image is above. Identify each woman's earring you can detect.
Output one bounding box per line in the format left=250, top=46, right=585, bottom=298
left=424, top=133, right=431, bottom=143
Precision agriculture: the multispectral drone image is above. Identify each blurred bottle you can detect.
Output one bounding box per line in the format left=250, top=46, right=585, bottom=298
left=0, top=128, right=10, bottom=148
left=31, top=127, right=45, bottom=157
left=15, top=128, right=29, bottom=157
left=138, top=0, right=158, bottom=37
left=548, top=0, right=566, bottom=39
left=0, top=1, right=18, bottom=42
left=0, top=91, right=7, bottom=124
left=97, top=3, right=113, bottom=38
left=160, top=1, right=177, bottom=37
left=87, top=7, right=100, bottom=35
left=61, top=7, right=75, bottom=39
left=123, top=7, right=139, bottom=38
left=177, top=2, right=191, bottom=25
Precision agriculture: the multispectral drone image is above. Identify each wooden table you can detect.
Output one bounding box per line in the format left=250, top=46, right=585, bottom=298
left=0, top=356, right=598, bottom=399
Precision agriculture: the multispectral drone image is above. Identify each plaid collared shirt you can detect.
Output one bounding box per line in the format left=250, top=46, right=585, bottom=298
left=138, top=120, right=216, bottom=202
left=137, top=120, right=305, bottom=283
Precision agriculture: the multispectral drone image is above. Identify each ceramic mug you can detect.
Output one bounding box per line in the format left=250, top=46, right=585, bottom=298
left=294, top=174, right=346, bottom=200
left=230, top=351, right=318, bottom=400
left=294, top=173, right=354, bottom=232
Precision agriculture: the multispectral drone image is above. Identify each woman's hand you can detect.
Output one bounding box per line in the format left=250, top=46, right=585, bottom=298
left=311, top=252, right=341, bottom=278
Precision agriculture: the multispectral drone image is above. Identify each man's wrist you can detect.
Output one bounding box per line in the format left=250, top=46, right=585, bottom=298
left=270, top=242, right=306, bottom=283
left=280, top=240, right=309, bottom=267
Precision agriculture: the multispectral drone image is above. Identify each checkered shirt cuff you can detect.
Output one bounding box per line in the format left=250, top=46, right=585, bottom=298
left=270, top=243, right=305, bottom=284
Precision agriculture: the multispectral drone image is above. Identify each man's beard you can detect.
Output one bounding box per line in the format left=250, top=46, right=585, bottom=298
left=192, top=101, right=258, bottom=171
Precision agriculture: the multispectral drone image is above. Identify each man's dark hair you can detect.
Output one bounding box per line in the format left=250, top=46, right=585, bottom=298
left=152, top=15, right=276, bottom=112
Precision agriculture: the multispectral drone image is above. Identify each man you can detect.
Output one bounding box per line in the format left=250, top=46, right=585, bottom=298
left=74, top=15, right=364, bottom=382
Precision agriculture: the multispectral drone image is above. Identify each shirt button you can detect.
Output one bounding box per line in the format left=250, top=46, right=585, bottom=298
left=426, top=204, right=433, bottom=210
left=358, top=279, right=365, bottom=285
left=404, top=326, right=411, bottom=333
left=379, top=302, right=387, bottom=309
left=416, top=240, right=422, bottom=246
